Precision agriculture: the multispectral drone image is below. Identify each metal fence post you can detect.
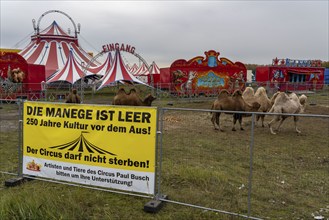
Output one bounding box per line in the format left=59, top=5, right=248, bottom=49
left=156, top=108, right=164, bottom=198
left=247, top=113, right=255, bottom=216
left=17, top=99, right=23, bottom=177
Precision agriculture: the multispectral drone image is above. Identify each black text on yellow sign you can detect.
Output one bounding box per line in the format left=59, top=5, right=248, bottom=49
left=26, top=105, right=154, bottom=134
left=23, top=102, right=157, bottom=172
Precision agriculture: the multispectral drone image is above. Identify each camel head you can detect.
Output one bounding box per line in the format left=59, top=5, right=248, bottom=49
left=143, top=94, right=156, bottom=106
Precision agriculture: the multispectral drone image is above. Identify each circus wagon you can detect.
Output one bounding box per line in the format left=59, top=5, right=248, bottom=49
left=159, top=50, right=247, bottom=96
left=256, top=58, right=325, bottom=92
left=0, top=51, right=45, bottom=100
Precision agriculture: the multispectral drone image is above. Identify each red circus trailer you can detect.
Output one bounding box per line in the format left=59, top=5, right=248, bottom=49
left=256, top=58, right=324, bottom=91
left=0, top=52, right=46, bottom=100
left=160, top=50, right=247, bottom=96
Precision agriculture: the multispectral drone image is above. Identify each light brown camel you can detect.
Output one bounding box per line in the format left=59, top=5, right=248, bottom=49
left=112, top=88, right=156, bottom=106
left=65, top=89, right=81, bottom=103
left=242, top=86, right=261, bottom=118
left=268, top=92, right=307, bottom=134
left=211, top=89, right=261, bottom=131
left=10, top=68, right=25, bottom=83
left=254, top=87, right=273, bottom=127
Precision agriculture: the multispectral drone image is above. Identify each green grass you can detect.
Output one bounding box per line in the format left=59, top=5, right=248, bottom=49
left=1, top=91, right=329, bottom=219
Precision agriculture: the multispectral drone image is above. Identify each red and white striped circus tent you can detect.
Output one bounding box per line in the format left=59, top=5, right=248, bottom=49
left=97, top=50, right=147, bottom=91
left=125, top=63, right=131, bottom=71
left=134, top=63, right=150, bottom=76
left=19, top=20, right=98, bottom=79
left=87, top=52, right=113, bottom=76
left=129, top=63, right=139, bottom=74
left=47, top=50, right=94, bottom=84
left=149, top=61, right=160, bottom=74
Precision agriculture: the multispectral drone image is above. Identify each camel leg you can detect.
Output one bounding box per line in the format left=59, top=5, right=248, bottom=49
left=211, top=113, right=218, bottom=130
left=239, top=115, right=244, bottom=131
left=256, top=115, right=261, bottom=127
left=260, top=115, right=265, bottom=127
left=268, top=116, right=281, bottom=135
left=232, top=114, right=243, bottom=131
left=211, top=112, right=221, bottom=131
left=232, top=114, right=237, bottom=131
left=294, top=116, right=301, bottom=133
left=217, top=113, right=224, bottom=132
left=276, top=117, right=287, bottom=132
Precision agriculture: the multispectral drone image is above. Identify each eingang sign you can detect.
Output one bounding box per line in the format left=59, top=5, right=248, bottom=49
left=23, top=101, right=157, bottom=195
left=102, top=43, right=135, bottom=54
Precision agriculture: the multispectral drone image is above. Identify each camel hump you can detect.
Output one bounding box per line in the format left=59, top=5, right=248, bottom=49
left=217, top=89, right=230, bottom=99
left=129, top=88, right=137, bottom=94
left=232, top=89, right=243, bottom=97
left=274, top=92, right=291, bottom=104
left=116, top=88, right=127, bottom=95
left=243, top=87, right=254, bottom=97
left=255, top=87, right=266, bottom=96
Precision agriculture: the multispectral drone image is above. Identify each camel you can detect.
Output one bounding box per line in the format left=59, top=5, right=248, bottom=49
left=9, top=68, right=25, bottom=83
left=268, top=92, right=307, bottom=134
left=112, top=88, right=156, bottom=106
left=65, top=88, right=81, bottom=103
left=211, top=89, right=261, bottom=131
left=254, top=87, right=273, bottom=127
left=242, top=87, right=256, bottom=106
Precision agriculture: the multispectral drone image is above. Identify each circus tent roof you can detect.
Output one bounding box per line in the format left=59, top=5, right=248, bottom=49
left=129, top=63, right=139, bottom=74
left=134, top=63, right=150, bottom=76
left=19, top=21, right=98, bottom=78
left=38, top=20, right=72, bottom=37
left=87, top=52, right=113, bottom=76
left=47, top=50, right=94, bottom=84
left=149, top=61, right=160, bottom=74
left=125, top=63, right=131, bottom=71
left=97, top=50, right=147, bottom=90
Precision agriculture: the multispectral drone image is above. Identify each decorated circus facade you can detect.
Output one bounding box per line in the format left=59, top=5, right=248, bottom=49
left=161, top=50, right=247, bottom=96
left=256, top=58, right=325, bottom=91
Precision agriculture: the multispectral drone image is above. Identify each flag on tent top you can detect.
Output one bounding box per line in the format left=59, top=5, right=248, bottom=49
left=47, top=50, right=94, bottom=84
left=97, top=50, right=147, bottom=90
left=149, top=61, right=160, bottom=74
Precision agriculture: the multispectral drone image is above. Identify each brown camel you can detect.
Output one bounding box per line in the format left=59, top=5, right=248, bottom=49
left=65, top=89, right=81, bottom=103
left=211, top=89, right=260, bottom=131
left=112, top=88, right=156, bottom=106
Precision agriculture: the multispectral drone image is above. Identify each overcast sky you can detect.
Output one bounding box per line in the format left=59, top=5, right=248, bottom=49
left=1, top=0, right=328, bottom=68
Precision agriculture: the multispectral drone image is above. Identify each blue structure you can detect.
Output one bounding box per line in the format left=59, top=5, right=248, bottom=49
left=324, top=68, right=329, bottom=84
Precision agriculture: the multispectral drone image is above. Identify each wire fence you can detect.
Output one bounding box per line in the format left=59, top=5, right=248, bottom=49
left=1, top=82, right=328, bottom=103
left=1, top=91, right=329, bottom=219
left=156, top=108, right=329, bottom=219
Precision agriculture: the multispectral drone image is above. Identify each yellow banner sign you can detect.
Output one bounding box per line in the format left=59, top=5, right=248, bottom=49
left=23, top=101, right=157, bottom=194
